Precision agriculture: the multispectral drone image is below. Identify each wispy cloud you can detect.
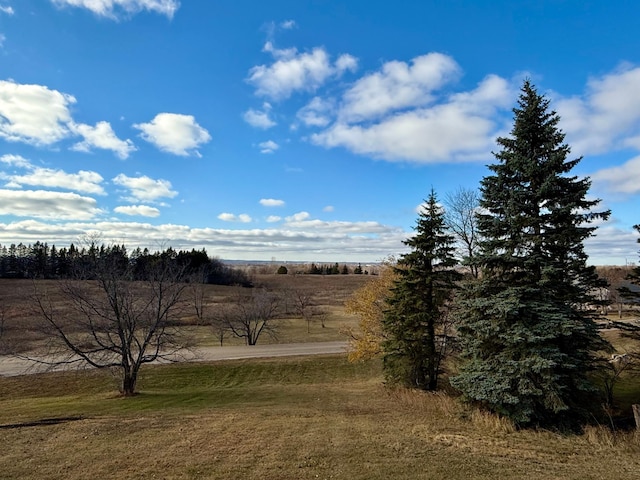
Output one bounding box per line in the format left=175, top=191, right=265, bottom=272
left=258, top=140, right=279, bottom=154
left=50, top=0, right=180, bottom=20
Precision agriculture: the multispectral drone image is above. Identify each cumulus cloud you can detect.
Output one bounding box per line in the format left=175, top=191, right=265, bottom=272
left=556, top=65, right=640, bottom=156
left=297, top=97, right=334, bottom=127
left=114, top=205, right=161, bottom=217
left=134, top=113, right=211, bottom=156
left=5, top=168, right=105, bottom=195
left=112, top=173, right=178, bottom=202
left=243, top=103, right=277, bottom=129
left=312, top=74, right=514, bottom=163
left=0, top=189, right=102, bottom=220
left=0, top=80, right=137, bottom=157
left=50, top=0, right=179, bottom=19
left=339, top=53, right=461, bottom=122
left=286, top=211, right=311, bottom=222
left=247, top=44, right=358, bottom=101
left=260, top=198, right=285, bottom=207
left=0, top=80, right=75, bottom=145
left=266, top=215, right=282, bottom=223
left=71, top=121, right=136, bottom=159
left=591, top=155, right=640, bottom=195
left=218, top=213, right=252, bottom=223
left=258, top=140, right=279, bottom=154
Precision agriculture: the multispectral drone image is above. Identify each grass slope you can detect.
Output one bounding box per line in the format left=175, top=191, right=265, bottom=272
left=1, top=356, right=639, bottom=480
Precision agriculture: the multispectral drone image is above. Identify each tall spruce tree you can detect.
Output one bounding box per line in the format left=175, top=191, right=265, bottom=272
left=451, top=81, right=611, bottom=428
left=383, top=190, right=461, bottom=390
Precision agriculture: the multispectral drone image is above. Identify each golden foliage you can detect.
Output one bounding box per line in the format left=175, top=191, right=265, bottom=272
left=343, top=263, right=397, bottom=362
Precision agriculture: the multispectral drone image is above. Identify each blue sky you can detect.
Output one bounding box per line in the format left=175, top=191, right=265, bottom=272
left=1, top=0, right=640, bottom=264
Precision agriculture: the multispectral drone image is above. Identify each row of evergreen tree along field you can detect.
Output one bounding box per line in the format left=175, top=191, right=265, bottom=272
left=0, top=243, right=252, bottom=286
left=0, top=242, right=372, bottom=281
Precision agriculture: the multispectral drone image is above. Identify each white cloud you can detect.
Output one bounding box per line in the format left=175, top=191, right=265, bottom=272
left=0, top=189, right=101, bottom=220
left=247, top=45, right=358, bottom=101
left=584, top=224, right=640, bottom=265
left=0, top=80, right=133, bottom=158
left=218, top=212, right=252, bottom=223
left=0, top=34, right=5, bottom=48
left=297, top=97, right=334, bottom=127
left=280, top=19, right=296, bottom=29
left=70, top=121, right=136, bottom=159
left=243, top=103, right=276, bottom=129
left=0, top=217, right=409, bottom=262
left=50, top=0, right=179, bottom=19
left=335, top=54, right=358, bottom=74
left=591, top=155, right=640, bottom=194
left=134, top=113, right=211, bottom=156
left=114, top=205, right=160, bottom=217
left=0, top=80, right=75, bottom=145
left=6, top=168, right=105, bottom=195
left=339, top=53, right=461, bottom=123
left=112, top=173, right=178, bottom=202
left=323, top=205, right=334, bottom=212
left=0, top=154, right=31, bottom=168
left=260, top=198, right=285, bottom=207
left=259, top=140, right=279, bottom=154
left=312, top=74, right=514, bottom=163
left=286, top=211, right=310, bottom=222
left=266, top=215, right=282, bottom=223
left=556, top=65, right=640, bottom=156
left=0, top=6, right=14, bottom=15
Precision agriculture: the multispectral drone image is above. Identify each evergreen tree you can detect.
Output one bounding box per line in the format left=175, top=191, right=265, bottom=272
left=382, top=190, right=460, bottom=390
left=451, top=81, right=610, bottom=428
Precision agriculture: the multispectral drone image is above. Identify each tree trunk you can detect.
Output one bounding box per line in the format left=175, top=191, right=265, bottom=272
left=122, top=370, right=138, bottom=396
left=633, top=404, right=640, bottom=431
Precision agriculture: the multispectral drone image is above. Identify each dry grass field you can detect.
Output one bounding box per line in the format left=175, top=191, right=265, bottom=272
left=0, top=274, right=372, bottom=352
left=0, top=356, right=639, bottom=480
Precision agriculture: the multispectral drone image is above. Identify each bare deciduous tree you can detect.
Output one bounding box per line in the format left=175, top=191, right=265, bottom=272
left=32, top=257, right=191, bottom=396
left=217, top=289, right=281, bottom=345
left=291, top=289, right=316, bottom=333
left=444, top=187, right=481, bottom=278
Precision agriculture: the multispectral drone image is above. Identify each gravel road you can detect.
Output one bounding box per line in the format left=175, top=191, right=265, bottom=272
left=0, top=341, right=348, bottom=377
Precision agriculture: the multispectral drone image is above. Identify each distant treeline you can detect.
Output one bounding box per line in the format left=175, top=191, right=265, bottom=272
left=305, top=263, right=367, bottom=275
left=0, top=242, right=251, bottom=286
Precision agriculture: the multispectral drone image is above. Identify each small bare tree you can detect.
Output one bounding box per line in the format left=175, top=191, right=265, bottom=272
left=32, top=256, right=191, bottom=396
left=219, top=289, right=280, bottom=345
left=291, top=289, right=316, bottom=333
left=444, top=187, right=481, bottom=278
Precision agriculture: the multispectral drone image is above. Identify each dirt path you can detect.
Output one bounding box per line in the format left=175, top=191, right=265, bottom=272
left=0, top=341, right=348, bottom=377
